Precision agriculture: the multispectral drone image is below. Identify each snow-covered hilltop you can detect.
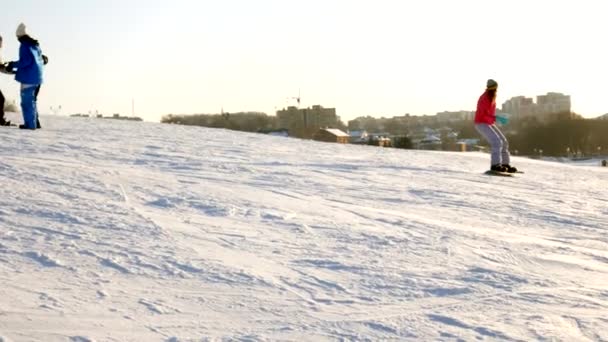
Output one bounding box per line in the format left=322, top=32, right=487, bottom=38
left=0, top=114, right=606, bottom=341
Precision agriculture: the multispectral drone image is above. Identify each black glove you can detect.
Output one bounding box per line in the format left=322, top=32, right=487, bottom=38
left=0, top=62, right=13, bottom=74
left=4, top=61, right=16, bottom=73
left=42, top=55, right=48, bottom=65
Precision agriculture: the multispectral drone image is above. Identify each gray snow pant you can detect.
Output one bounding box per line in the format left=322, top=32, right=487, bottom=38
left=475, top=123, right=510, bottom=166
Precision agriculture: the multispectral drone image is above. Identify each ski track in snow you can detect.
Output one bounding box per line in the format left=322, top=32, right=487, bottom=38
left=0, top=114, right=606, bottom=341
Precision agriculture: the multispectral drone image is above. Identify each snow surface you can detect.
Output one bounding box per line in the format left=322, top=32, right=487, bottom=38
left=0, top=113, right=606, bottom=341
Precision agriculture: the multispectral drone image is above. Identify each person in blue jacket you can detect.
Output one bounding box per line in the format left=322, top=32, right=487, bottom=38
left=4, top=23, right=45, bottom=130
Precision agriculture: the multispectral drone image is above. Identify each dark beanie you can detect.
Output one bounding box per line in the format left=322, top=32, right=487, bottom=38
left=486, top=79, right=498, bottom=89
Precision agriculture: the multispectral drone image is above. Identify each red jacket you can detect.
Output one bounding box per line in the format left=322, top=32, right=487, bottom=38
left=474, top=91, right=496, bottom=124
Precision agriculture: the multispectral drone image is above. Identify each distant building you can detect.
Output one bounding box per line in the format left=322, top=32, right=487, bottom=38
left=104, top=114, right=143, bottom=121
left=501, top=96, right=536, bottom=118
left=368, top=132, right=392, bottom=147
left=456, top=138, right=480, bottom=152
left=71, top=112, right=142, bottom=121
left=536, top=92, right=571, bottom=115
left=436, top=110, right=474, bottom=122
left=277, top=105, right=339, bottom=130
left=312, top=128, right=349, bottom=144
left=348, top=130, right=369, bottom=144
left=416, top=135, right=442, bottom=150
left=502, top=92, right=571, bottom=120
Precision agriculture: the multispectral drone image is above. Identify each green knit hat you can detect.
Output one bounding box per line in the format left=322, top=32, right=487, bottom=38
left=486, top=79, right=498, bottom=90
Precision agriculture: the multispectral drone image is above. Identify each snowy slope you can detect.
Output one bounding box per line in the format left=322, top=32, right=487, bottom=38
left=0, top=113, right=606, bottom=342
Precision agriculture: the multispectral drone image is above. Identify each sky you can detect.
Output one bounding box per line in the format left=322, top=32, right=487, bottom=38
left=0, top=0, right=607, bottom=122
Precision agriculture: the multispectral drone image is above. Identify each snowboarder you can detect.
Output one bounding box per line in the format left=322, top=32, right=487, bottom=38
left=4, top=23, right=45, bottom=130
left=474, top=79, right=517, bottom=173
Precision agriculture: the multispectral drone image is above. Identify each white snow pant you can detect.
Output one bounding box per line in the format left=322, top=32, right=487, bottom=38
left=475, top=123, right=510, bottom=166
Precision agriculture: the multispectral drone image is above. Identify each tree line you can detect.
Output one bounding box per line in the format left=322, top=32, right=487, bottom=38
left=342, top=112, right=608, bottom=156
left=454, top=112, right=608, bottom=157
left=161, top=112, right=278, bottom=133
left=161, top=111, right=608, bottom=157
left=505, top=114, right=608, bottom=157
left=161, top=111, right=348, bottom=140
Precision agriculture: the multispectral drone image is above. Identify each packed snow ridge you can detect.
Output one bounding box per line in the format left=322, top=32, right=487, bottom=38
left=0, top=114, right=606, bottom=341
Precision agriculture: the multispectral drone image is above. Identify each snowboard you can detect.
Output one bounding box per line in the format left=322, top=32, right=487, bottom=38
left=484, top=170, right=514, bottom=177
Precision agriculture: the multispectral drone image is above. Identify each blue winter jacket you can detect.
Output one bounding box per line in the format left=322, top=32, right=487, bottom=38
left=15, top=38, right=44, bottom=85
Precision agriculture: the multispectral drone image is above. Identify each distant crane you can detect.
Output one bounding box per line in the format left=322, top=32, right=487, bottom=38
left=286, top=88, right=301, bottom=108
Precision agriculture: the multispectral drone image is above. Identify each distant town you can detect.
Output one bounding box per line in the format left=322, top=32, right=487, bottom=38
left=70, top=113, right=143, bottom=121
left=160, top=91, right=608, bottom=160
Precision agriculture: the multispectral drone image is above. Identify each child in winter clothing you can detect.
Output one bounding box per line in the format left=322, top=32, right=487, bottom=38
left=0, top=34, right=11, bottom=126
left=0, top=87, right=5, bottom=126
left=0, top=87, right=4, bottom=125
left=474, top=79, right=517, bottom=173
left=4, top=23, right=44, bottom=130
